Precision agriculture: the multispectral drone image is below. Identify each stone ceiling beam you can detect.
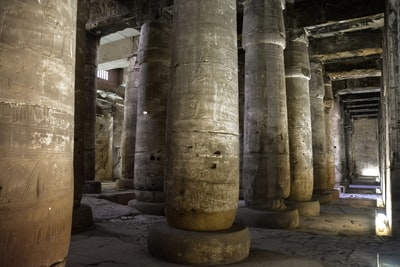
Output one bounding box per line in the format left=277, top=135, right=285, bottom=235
left=328, top=69, right=381, bottom=81
left=285, top=0, right=384, bottom=27
left=86, top=0, right=173, bottom=36
left=309, top=29, right=383, bottom=63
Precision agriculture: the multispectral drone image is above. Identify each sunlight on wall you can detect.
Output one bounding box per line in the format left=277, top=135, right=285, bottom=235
left=361, top=167, right=380, bottom=177
left=375, top=211, right=390, bottom=236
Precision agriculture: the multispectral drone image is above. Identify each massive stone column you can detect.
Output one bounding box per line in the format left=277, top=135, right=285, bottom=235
left=310, top=62, right=338, bottom=204
left=129, top=21, right=171, bottom=215
left=236, top=0, right=299, bottom=229
left=148, top=1, right=250, bottom=265
left=72, top=0, right=99, bottom=232
left=324, top=78, right=337, bottom=191
left=0, top=1, right=76, bottom=266
left=117, top=55, right=139, bottom=189
left=284, top=29, right=320, bottom=216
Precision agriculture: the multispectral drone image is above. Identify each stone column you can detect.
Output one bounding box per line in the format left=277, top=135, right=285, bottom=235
left=72, top=0, right=98, bottom=232
left=128, top=21, right=171, bottom=215
left=310, top=62, right=338, bottom=204
left=117, top=55, right=139, bottom=189
left=148, top=1, right=250, bottom=265
left=0, top=1, right=76, bottom=266
left=236, top=0, right=299, bottom=229
left=284, top=29, right=320, bottom=216
left=324, top=78, right=337, bottom=191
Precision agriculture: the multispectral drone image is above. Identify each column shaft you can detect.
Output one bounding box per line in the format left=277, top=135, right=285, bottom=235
left=0, top=1, right=76, bottom=266
left=74, top=0, right=100, bottom=203
left=132, top=20, right=171, bottom=213
left=149, top=2, right=250, bottom=265
left=285, top=29, right=314, bottom=201
left=310, top=62, right=338, bottom=204
left=324, top=80, right=336, bottom=190
left=119, top=55, right=139, bottom=188
left=166, top=0, right=239, bottom=231
left=242, top=0, right=290, bottom=210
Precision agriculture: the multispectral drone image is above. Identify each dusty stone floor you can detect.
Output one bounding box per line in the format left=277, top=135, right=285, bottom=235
left=66, top=183, right=400, bottom=267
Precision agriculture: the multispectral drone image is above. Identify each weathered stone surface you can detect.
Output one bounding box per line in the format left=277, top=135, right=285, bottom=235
left=242, top=0, right=291, bottom=211
left=285, top=29, right=314, bottom=202
left=324, top=80, right=336, bottom=189
left=148, top=222, right=251, bottom=266
left=133, top=20, right=171, bottom=212
left=165, top=0, right=239, bottom=231
left=95, top=114, right=114, bottom=181
left=119, top=54, right=139, bottom=187
left=310, top=61, right=329, bottom=193
left=0, top=1, right=76, bottom=266
left=74, top=0, right=99, bottom=209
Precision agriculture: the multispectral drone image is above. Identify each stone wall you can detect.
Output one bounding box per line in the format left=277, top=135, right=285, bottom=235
left=351, top=118, right=379, bottom=181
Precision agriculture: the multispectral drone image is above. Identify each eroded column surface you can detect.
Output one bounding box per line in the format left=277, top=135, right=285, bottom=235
left=237, top=0, right=299, bottom=229
left=129, top=21, right=171, bottom=215
left=0, top=1, right=77, bottom=266
left=72, top=0, right=98, bottom=232
left=310, top=62, right=338, bottom=204
left=284, top=29, right=319, bottom=216
left=148, top=1, right=250, bottom=265
left=117, top=55, right=139, bottom=189
left=324, top=79, right=336, bottom=191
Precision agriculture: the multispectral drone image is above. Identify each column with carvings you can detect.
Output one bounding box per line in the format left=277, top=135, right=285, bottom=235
left=117, top=49, right=140, bottom=189
left=147, top=0, right=250, bottom=265
left=0, top=1, right=77, bottom=266
left=324, top=78, right=337, bottom=192
left=128, top=20, right=171, bottom=215
left=72, top=0, right=101, bottom=232
left=310, top=61, right=338, bottom=204
left=236, top=0, right=299, bottom=228
left=284, top=29, right=320, bottom=216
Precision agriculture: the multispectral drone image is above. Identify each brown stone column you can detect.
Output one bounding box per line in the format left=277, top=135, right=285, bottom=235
left=324, top=78, right=337, bottom=191
left=310, top=62, right=338, bottom=204
left=128, top=21, right=171, bottom=215
left=72, top=0, right=99, bottom=232
left=148, top=1, right=250, bottom=265
left=284, top=29, right=320, bottom=216
left=0, top=1, right=76, bottom=266
left=236, top=0, right=299, bottom=229
left=117, top=55, right=139, bottom=189
left=74, top=1, right=101, bottom=195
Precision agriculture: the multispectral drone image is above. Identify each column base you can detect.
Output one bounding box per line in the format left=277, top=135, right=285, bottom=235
left=115, top=178, right=134, bottom=189
left=128, top=199, right=165, bottom=215
left=83, top=180, right=102, bottom=194
left=285, top=199, right=320, bottom=217
left=313, top=190, right=339, bottom=205
left=235, top=207, right=299, bottom=229
left=148, top=221, right=250, bottom=265
left=71, top=204, right=94, bottom=234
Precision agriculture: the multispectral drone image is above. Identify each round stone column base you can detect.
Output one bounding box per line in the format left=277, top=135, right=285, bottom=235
left=72, top=204, right=94, bottom=234
left=83, top=180, right=102, bottom=194
left=235, top=207, right=299, bottom=229
left=313, top=190, right=340, bottom=205
left=148, top=221, right=250, bottom=265
left=115, top=178, right=134, bottom=189
left=128, top=199, right=164, bottom=215
left=285, top=200, right=320, bottom=217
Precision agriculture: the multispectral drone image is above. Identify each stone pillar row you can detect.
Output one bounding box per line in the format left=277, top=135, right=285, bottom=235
left=284, top=29, right=320, bottom=216
left=236, top=0, right=299, bottom=229
left=310, top=62, right=339, bottom=204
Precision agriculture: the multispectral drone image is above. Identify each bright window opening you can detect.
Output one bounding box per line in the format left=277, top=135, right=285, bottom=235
left=97, top=70, right=109, bottom=80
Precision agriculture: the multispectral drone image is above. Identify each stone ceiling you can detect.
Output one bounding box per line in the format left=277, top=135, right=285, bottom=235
left=91, top=0, right=385, bottom=120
